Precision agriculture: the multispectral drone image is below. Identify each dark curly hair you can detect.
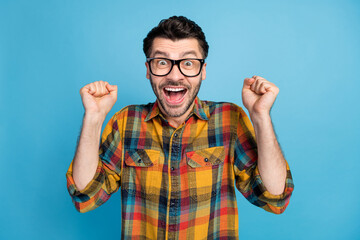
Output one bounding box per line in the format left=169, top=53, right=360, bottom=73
left=143, top=16, right=209, bottom=59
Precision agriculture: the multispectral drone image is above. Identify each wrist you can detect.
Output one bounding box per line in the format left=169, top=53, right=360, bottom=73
left=83, top=112, right=106, bottom=126
left=249, top=111, right=271, bottom=125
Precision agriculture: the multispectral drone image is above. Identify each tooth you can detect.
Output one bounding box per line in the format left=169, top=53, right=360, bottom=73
left=165, top=87, right=184, bottom=92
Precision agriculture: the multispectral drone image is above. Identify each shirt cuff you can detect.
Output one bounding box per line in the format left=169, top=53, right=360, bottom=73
left=252, top=161, right=294, bottom=214
left=66, top=160, right=105, bottom=202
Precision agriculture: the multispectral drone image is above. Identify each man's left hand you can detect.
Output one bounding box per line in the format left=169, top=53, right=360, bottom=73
left=242, top=75, right=279, bottom=118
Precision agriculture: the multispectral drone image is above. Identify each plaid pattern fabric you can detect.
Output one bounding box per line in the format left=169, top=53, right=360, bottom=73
left=66, top=97, right=294, bottom=239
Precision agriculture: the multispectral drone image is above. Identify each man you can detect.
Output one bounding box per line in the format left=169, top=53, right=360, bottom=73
left=66, top=16, right=294, bottom=239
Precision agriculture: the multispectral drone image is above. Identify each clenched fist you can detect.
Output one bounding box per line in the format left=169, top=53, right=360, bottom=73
left=242, top=75, right=279, bottom=118
left=80, top=80, right=118, bottom=118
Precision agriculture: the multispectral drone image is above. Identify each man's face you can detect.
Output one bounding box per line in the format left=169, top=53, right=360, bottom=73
left=146, top=37, right=207, bottom=119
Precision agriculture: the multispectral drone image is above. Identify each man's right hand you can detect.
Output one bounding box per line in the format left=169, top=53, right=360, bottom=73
left=80, top=81, right=118, bottom=118
left=73, top=81, right=117, bottom=191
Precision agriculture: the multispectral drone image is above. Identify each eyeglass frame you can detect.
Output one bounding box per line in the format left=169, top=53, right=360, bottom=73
left=146, top=57, right=205, bottom=77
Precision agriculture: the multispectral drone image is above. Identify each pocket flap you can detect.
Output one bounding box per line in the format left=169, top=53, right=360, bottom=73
left=124, top=149, right=160, bottom=167
left=186, top=146, right=225, bottom=168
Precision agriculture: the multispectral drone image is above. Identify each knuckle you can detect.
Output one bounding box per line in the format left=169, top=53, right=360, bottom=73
left=80, top=86, right=88, bottom=93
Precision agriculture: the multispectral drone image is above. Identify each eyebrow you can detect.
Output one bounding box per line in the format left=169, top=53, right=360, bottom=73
left=152, top=50, right=199, bottom=58
left=181, top=51, right=198, bottom=58
left=152, top=51, right=168, bottom=58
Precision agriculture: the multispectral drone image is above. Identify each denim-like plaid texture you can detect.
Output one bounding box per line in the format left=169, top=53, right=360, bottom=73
left=66, top=97, right=294, bottom=239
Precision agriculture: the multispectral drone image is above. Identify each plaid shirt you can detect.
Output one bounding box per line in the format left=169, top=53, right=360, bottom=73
left=66, top=97, right=294, bottom=240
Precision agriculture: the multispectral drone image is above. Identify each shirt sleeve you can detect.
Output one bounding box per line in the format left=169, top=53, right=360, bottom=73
left=233, top=106, right=294, bottom=214
left=66, top=113, right=122, bottom=213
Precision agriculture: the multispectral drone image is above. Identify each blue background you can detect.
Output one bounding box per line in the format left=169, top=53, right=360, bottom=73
left=1, top=0, right=359, bottom=239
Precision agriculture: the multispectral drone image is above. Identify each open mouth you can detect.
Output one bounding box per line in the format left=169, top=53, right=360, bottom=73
left=163, top=87, right=187, bottom=105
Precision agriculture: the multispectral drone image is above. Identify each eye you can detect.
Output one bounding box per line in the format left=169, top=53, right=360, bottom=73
left=184, top=60, right=193, bottom=67
left=158, top=60, right=168, bottom=66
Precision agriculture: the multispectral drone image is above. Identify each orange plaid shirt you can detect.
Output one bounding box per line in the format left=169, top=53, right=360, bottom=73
left=66, top=97, right=294, bottom=239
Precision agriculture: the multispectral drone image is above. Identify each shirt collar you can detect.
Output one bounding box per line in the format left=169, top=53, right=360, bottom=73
left=144, top=97, right=209, bottom=122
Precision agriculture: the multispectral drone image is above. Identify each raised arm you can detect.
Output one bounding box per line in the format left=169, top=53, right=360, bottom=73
left=73, top=81, right=117, bottom=190
left=242, top=75, right=286, bottom=195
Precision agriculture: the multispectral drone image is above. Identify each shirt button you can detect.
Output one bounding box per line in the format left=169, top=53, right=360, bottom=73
left=174, top=133, right=178, bottom=137
left=171, top=167, right=175, bottom=171
left=204, top=158, right=209, bottom=162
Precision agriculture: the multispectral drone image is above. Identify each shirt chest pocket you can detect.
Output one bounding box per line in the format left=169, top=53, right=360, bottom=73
left=122, top=149, right=163, bottom=200
left=186, top=146, right=225, bottom=202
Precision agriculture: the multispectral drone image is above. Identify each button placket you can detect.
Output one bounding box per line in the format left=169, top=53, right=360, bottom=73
left=168, top=127, right=184, bottom=231
left=170, top=130, right=181, bottom=172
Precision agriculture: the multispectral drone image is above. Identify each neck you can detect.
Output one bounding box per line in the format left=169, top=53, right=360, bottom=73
left=159, top=101, right=195, bottom=128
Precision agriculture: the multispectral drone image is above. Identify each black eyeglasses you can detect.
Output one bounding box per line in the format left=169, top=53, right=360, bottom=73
left=147, top=58, right=205, bottom=77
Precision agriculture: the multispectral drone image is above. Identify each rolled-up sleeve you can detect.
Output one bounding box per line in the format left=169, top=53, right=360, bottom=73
left=66, top=113, right=122, bottom=213
left=233, top=107, right=294, bottom=214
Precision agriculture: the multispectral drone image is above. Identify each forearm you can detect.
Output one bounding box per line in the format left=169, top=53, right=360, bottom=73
left=72, top=113, right=105, bottom=191
left=251, top=114, right=286, bottom=195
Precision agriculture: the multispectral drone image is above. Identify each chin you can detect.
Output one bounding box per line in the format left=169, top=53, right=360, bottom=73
left=158, top=100, right=189, bottom=118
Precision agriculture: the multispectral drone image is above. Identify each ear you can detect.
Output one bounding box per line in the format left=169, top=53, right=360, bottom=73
left=201, top=62, right=207, bottom=81
left=145, top=62, right=150, bottom=79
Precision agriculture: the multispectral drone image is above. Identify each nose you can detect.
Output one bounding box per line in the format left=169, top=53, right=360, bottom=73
left=167, top=63, right=184, bottom=81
